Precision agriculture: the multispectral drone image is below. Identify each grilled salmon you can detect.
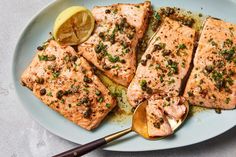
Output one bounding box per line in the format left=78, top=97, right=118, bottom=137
left=184, top=18, right=236, bottom=109
left=21, top=40, right=116, bottom=130
left=78, top=2, right=151, bottom=87
left=127, top=17, right=196, bottom=107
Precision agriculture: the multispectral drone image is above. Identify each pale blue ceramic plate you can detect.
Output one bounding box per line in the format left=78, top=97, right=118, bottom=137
left=13, top=0, right=236, bottom=152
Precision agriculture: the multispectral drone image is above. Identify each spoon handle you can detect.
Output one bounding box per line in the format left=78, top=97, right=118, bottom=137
left=52, top=128, right=132, bottom=157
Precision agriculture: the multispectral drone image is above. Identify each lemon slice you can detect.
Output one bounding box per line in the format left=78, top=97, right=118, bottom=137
left=53, top=6, right=95, bottom=45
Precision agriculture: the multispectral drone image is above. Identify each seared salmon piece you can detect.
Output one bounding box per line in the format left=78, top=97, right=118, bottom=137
left=78, top=2, right=151, bottom=87
left=21, top=40, right=116, bottom=130
left=146, top=95, right=186, bottom=137
left=127, top=17, right=196, bottom=107
left=146, top=102, right=173, bottom=137
left=184, top=18, right=236, bottom=109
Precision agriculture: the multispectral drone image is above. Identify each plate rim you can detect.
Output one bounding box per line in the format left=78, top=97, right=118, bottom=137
left=12, top=0, right=236, bottom=152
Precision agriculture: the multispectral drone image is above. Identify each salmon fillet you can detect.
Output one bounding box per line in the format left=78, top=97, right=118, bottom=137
left=184, top=18, right=236, bottom=109
left=21, top=40, right=116, bottom=130
left=127, top=17, right=196, bottom=107
left=146, top=95, right=186, bottom=137
left=78, top=2, right=151, bottom=87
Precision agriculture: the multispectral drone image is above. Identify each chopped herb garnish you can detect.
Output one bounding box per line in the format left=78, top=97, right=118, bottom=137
left=47, top=55, right=56, bottom=61
left=95, top=41, right=107, bottom=53
left=106, top=103, right=111, bottom=108
left=156, top=64, right=161, bottom=70
left=140, top=80, right=147, bottom=91
left=113, top=8, right=118, bottom=14
left=168, top=78, right=175, bottom=84
left=160, top=76, right=164, bottom=83
left=95, top=89, right=101, bottom=96
left=223, top=39, right=233, bottom=47
left=219, top=47, right=235, bottom=62
left=167, top=60, right=178, bottom=75
left=35, top=77, right=44, bottom=84
left=38, top=55, right=48, bottom=61
left=107, top=54, right=120, bottom=63
left=187, top=91, right=194, bottom=97
left=83, top=88, right=89, bottom=93
left=47, top=91, right=53, bottom=97
left=211, top=41, right=217, bottom=46
left=98, top=97, right=104, bottom=103
left=111, top=91, right=122, bottom=98
left=83, top=76, right=92, bottom=83
left=211, top=70, right=223, bottom=81
left=61, top=99, right=65, bottom=104
left=181, top=62, right=186, bottom=68
left=154, top=12, right=161, bottom=20
left=52, top=71, right=60, bottom=78
left=225, top=97, right=231, bottom=104
left=178, top=44, right=187, bottom=49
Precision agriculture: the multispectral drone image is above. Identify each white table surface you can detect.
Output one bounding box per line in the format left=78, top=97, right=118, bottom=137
left=0, top=0, right=235, bottom=156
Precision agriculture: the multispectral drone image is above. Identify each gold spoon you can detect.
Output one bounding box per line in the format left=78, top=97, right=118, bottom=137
left=53, top=100, right=189, bottom=157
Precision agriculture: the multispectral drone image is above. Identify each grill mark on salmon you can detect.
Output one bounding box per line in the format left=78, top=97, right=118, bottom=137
left=184, top=18, right=236, bottom=109
left=78, top=2, right=151, bottom=87
left=21, top=40, right=116, bottom=130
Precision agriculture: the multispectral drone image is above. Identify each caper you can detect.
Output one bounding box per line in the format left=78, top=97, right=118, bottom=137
left=97, top=54, right=103, bottom=60
left=103, top=64, right=111, bottom=70
left=124, top=22, right=130, bottom=28
left=40, top=88, right=46, bottom=96
left=83, top=108, right=92, bottom=118
left=216, top=80, right=226, bottom=90
left=110, top=37, right=115, bottom=44
left=153, top=122, right=161, bottom=129
left=64, top=90, right=72, bottom=96
left=35, top=77, right=44, bottom=84
left=95, top=89, right=101, bottom=96
left=70, top=56, right=78, bottom=62
left=146, top=87, right=153, bottom=94
left=47, top=55, right=56, bottom=61
left=146, top=54, right=152, bottom=60
left=165, top=7, right=175, bottom=16
left=127, top=33, right=134, bottom=40
left=167, top=59, right=173, bottom=65
left=56, top=90, right=64, bottom=99
left=130, top=26, right=136, bottom=32
left=37, top=46, right=44, bottom=51
left=120, top=59, right=126, bottom=64
left=80, top=97, right=89, bottom=104
left=120, top=18, right=127, bottom=27
left=105, top=9, right=111, bottom=14
left=98, top=32, right=105, bottom=39
left=205, top=65, right=213, bottom=73
left=141, top=60, right=147, bottom=66
left=162, top=49, right=171, bottom=56
left=153, top=43, right=165, bottom=51
left=83, top=76, right=92, bottom=83
left=95, top=45, right=102, bottom=53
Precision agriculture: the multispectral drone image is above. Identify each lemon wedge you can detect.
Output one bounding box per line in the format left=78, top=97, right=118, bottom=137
left=53, top=6, right=95, bottom=45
